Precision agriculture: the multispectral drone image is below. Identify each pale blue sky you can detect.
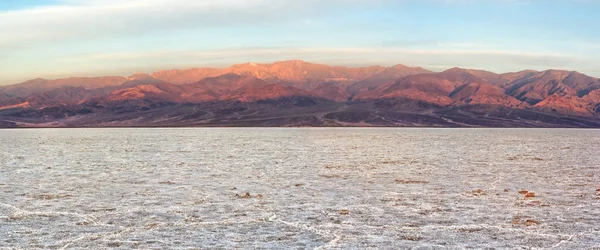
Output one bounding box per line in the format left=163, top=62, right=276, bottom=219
left=1, top=0, right=599, bottom=84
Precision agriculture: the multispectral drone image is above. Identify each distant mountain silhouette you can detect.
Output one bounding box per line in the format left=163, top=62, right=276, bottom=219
left=1, top=60, right=599, bottom=127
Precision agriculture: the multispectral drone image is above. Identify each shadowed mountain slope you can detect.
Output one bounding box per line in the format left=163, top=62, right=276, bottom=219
left=1, top=61, right=599, bottom=127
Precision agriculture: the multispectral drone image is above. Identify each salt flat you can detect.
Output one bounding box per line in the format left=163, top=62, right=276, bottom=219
left=0, top=128, right=599, bottom=249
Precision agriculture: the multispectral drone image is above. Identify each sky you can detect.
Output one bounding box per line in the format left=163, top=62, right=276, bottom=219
left=0, top=0, right=599, bottom=85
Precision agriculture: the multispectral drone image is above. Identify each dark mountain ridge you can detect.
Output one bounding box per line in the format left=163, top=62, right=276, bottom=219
left=1, top=60, right=599, bottom=128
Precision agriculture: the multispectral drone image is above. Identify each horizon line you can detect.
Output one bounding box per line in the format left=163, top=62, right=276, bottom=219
left=1, top=59, right=593, bottom=86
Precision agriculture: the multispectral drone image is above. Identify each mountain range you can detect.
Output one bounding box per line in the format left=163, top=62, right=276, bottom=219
left=1, top=60, right=599, bottom=128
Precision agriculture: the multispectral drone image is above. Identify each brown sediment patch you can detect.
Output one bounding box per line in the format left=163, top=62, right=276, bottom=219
left=472, top=189, right=487, bottom=196
left=462, top=189, right=487, bottom=197
left=458, top=228, right=483, bottom=233
left=159, top=181, right=176, bottom=185
left=512, top=216, right=540, bottom=226
left=235, top=192, right=252, bottom=199
left=107, top=242, right=122, bottom=248
left=146, top=223, right=161, bottom=229
left=194, top=199, right=207, bottom=205
left=89, top=208, right=117, bottom=212
left=76, top=221, right=93, bottom=226
left=570, top=183, right=586, bottom=187
left=522, top=219, right=540, bottom=226
left=400, top=235, right=424, bottom=241
left=417, top=207, right=447, bottom=216
left=506, top=155, right=547, bottom=161
left=395, top=179, right=429, bottom=184
left=235, top=192, right=263, bottom=199
left=518, top=190, right=537, bottom=198
left=381, top=160, right=403, bottom=165
left=30, top=194, right=72, bottom=200
left=324, top=165, right=345, bottom=169
left=319, top=174, right=348, bottom=179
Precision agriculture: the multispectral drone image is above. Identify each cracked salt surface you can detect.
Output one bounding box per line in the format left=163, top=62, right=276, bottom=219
left=0, top=128, right=599, bottom=249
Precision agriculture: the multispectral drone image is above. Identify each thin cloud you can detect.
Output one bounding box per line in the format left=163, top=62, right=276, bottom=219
left=0, top=0, right=379, bottom=50
left=38, top=46, right=588, bottom=74
left=0, top=0, right=563, bottom=50
left=89, top=47, right=575, bottom=61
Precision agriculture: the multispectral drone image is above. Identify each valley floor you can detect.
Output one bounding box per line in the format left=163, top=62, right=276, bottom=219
left=1, top=128, right=599, bottom=248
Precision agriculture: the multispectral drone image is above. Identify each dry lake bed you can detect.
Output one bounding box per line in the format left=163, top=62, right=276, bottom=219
left=1, top=128, right=599, bottom=249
